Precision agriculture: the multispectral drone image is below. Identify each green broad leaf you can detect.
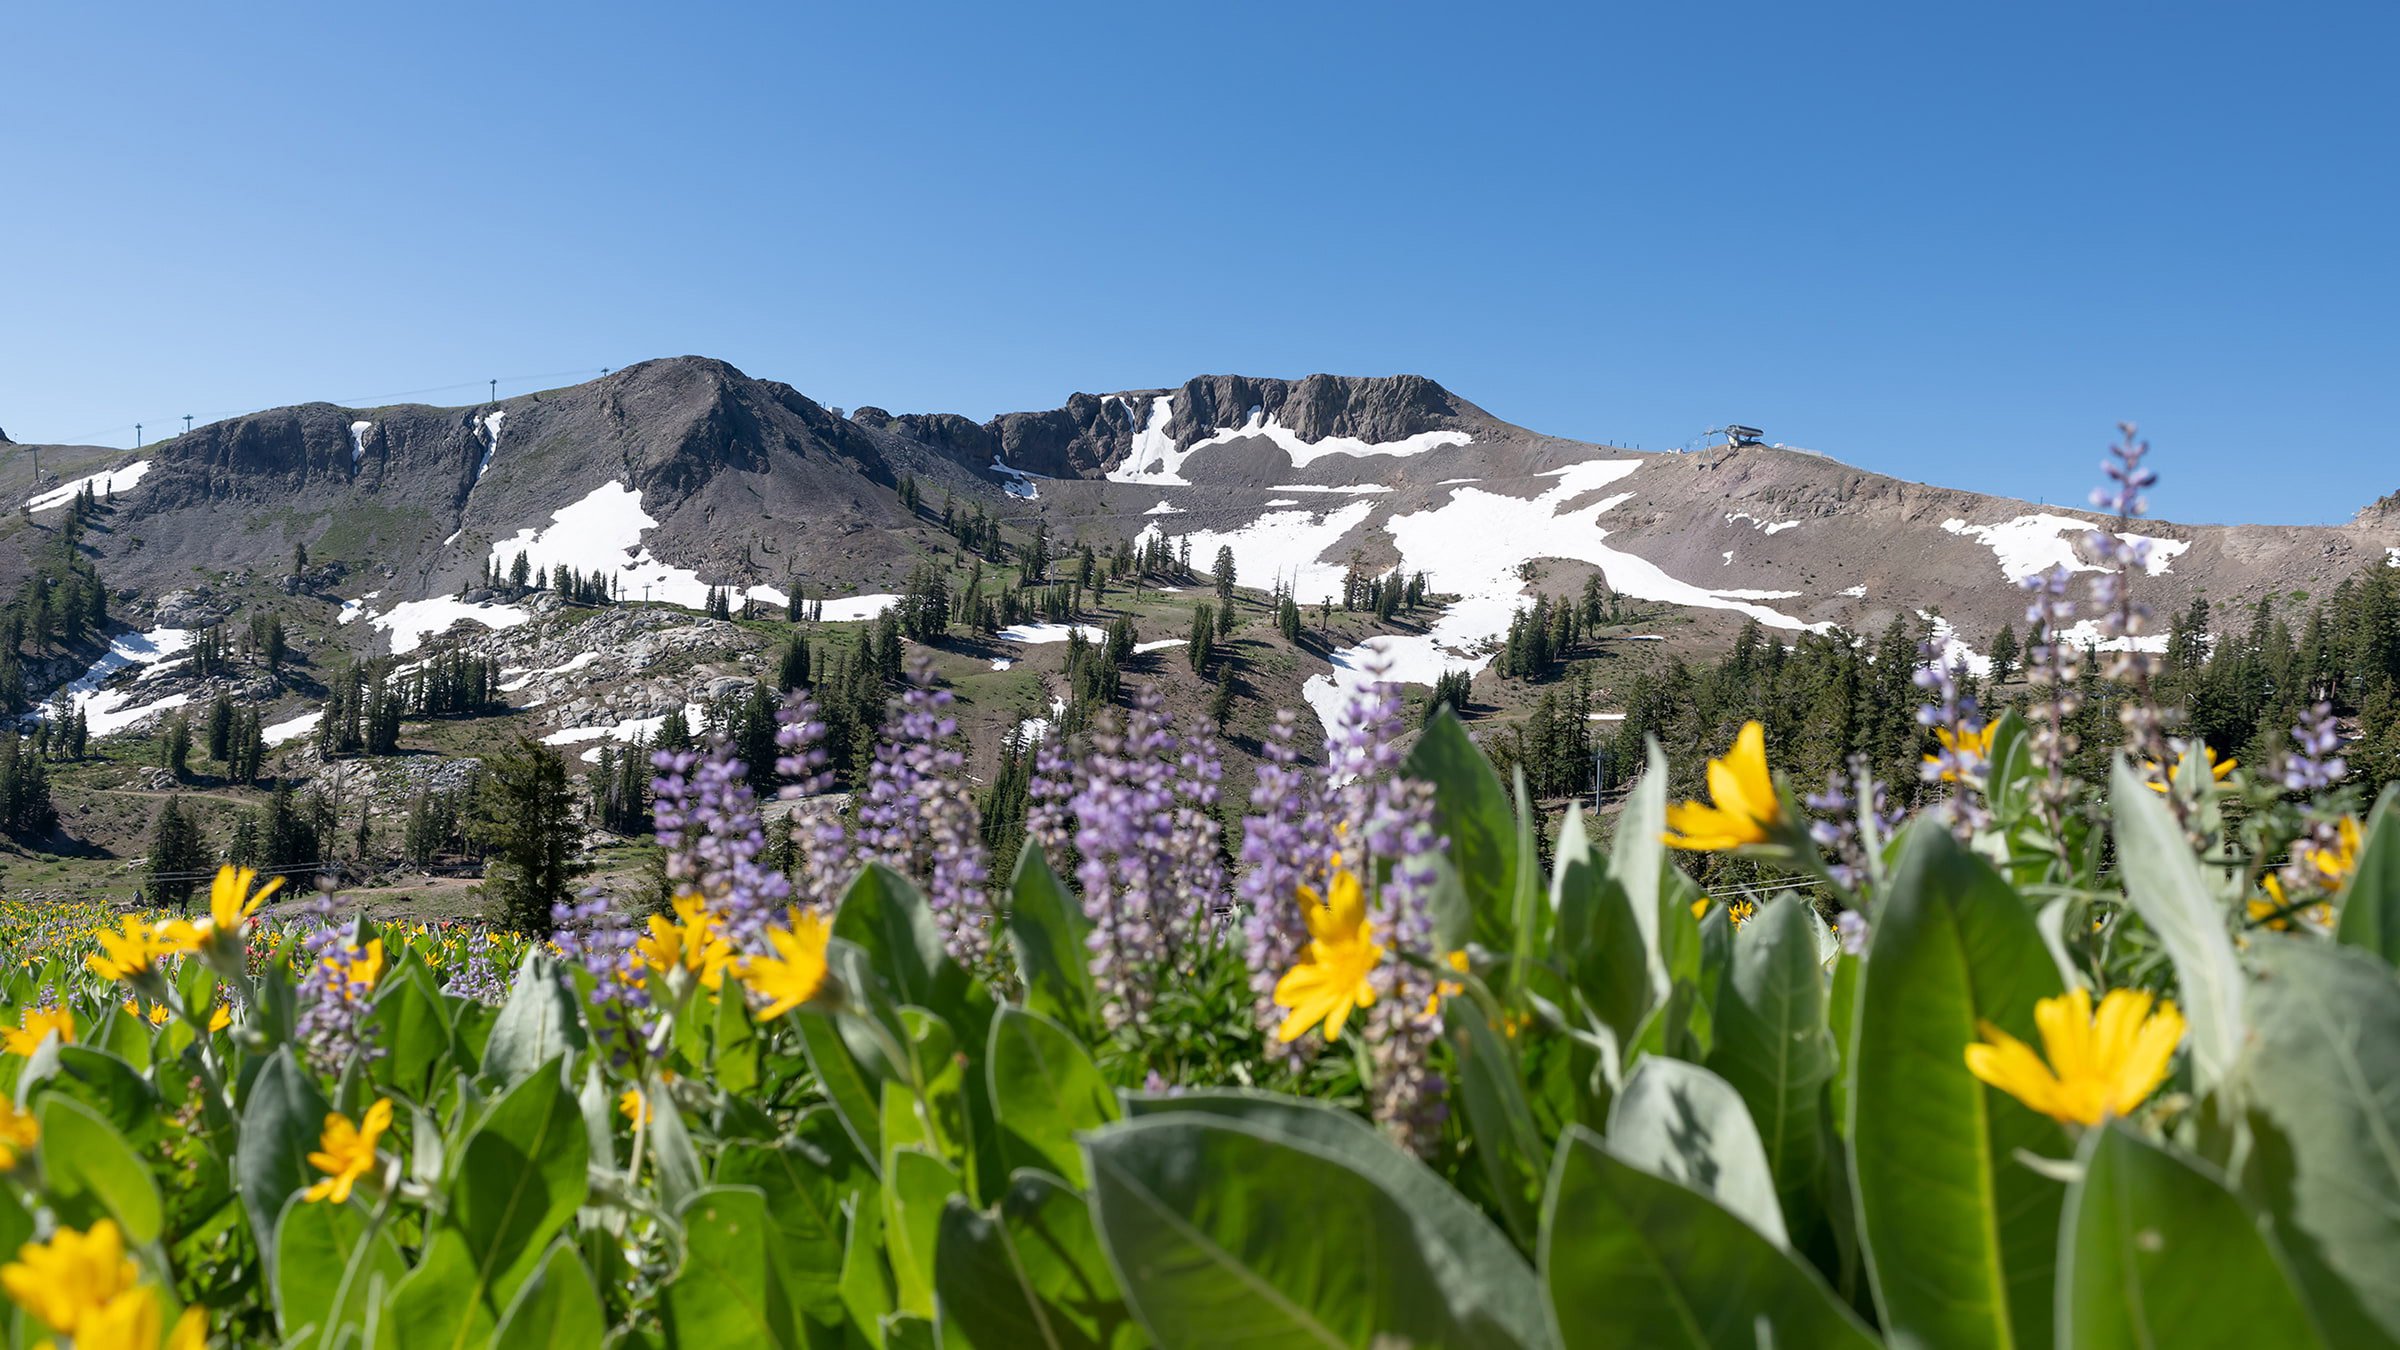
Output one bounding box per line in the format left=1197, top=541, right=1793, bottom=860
left=49, top=1044, right=160, bottom=1141
left=1704, top=892, right=1836, bottom=1235
left=0, top=1187, right=29, bottom=1272
left=1553, top=803, right=1651, bottom=1049
left=2059, top=1122, right=2321, bottom=1349
left=717, top=1115, right=872, bottom=1322
left=480, top=951, right=585, bottom=1086
left=2244, top=939, right=2400, bottom=1343
left=1448, top=993, right=1550, bottom=1250
left=1849, top=820, right=2067, bottom=1350
left=97, top=999, right=152, bottom=1070
left=1404, top=707, right=1519, bottom=951
left=489, top=1240, right=607, bottom=1350
left=1540, top=1126, right=1878, bottom=1349
left=840, top=1195, right=896, bottom=1348
left=834, top=863, right=995, bottom=1050
left=936, top=1196, right=1069, bottom=1350
left=448, top=1061, right=589, bottom=1310
left=881, top=1146, right=961, bottom=1320
left=370, top=960, right=454, bottom=1103
left=1608, top=737, right=1674, bottom=1005
left=383, top=1228, right=496, bottom=1350
left=273, top=1191, right=405, bottom=1345
left=797, top=990, right=884, bottom=1170
left=647, top=1085, right=705, bottom=1213
left=238, top=1047, right=331, bottom=1257
left=37, top=1093, right=164, bottom=1243
left=1004, top=847, right=1101, bottom=1040
left=1983, top=709, right=2037, bottom=826
left=711, top=984, right=760, bottom=1095
left=2335, top=784, right=2400, bottom=966
left=1082, top=1112, right=1529, bottom=1350
left=1605, top=1057, right=1787, bottom=1247
left=1825, top=951, right=1860, bottom=1139
left=988, top=1007, right=1116, bottom=1189
left=1121, top=1089, right=1553, bottom=1350
left=939, top=1172, right=1148, bottom=1350
left=2110, top=756, right=2245, bottom=1089
left=1508, top=765, right=1546, bottom=1001
left=664, top=1186, right=800, bottom=1349
left=883, top=1314, right=938, bottom=1350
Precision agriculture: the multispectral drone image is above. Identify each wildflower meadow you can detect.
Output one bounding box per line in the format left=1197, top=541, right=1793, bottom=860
left=3, top=439, right=2398, bottom=1349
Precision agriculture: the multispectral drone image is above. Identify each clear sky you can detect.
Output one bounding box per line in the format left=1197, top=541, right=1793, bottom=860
left=3, top=1, right=2392, bottom=525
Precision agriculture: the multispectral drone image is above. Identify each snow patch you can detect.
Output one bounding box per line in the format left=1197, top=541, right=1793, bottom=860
left=486, top=481, right=786, bottom=612
left=1918, top=611, right=1992, bottom=678
left=1133, top=639, right=1182, bottom=654
left=1299, top=457, right=1829, bottom=729
left=28, top=460, right=150, bottom=512
left=53, top=626, right=195, bottom=735
left=998, top=622, right=1107, bottom=645
left=1107, top=397, right=1470, bottom=486
left=989, top=658, right=1013, bottom=671
left=472, top=410, right=505, bottom=480
left=336, top=591, right=382, bottom=626
left=1143, top=500, right=1185, bottom=516
left=1148, top=501, right=1376, bottom=605
left=818, top=594, right=901, bottom=623
left=545, top=701, right=705, bottom=750
left=499, top=651, right=602, bottom=692
left=1726, top=511, right=1801, bottom=535
left=990, top=458, right=1043, bottom=500
left=348, top=421, right=374, bottom=469
left=1841, top=585, right=1868, bottom=598
left=372, top=596, right=531, bottom=655
left=1263, top=498, right=1300, bottom=508
left=1268, top=483, right=1392, bottom=495
left=263, top=711, right=324, bottom=747
left=1943, top=514, right=2187, bottom=583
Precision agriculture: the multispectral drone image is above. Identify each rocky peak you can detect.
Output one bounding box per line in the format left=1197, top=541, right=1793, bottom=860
left=2357, top=489, right=2400, bottom=526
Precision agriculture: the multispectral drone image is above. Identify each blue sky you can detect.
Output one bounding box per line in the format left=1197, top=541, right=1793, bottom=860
left=2, top=1, right=2392, bottom=524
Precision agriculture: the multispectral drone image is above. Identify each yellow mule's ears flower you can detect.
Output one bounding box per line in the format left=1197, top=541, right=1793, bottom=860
left=1274, top=867, right=1385, bottom=1044
left=1964, top=987, right=2184, bottom=1126
left=737, top=908, right=833, bottom=1019
left=1663, top=721, right=1781, bottom=851
left=0, top=1097, right=38, bottom=1169
left=2143, top=744, right=2236, bottom=793
left=1, top=1218, right=141, bottom=1335
left=2, top=1006, right=74, bottom=1057
left=202, top=864, right=282, bottom=944
left=638, top=893, right=734, bottom=991
left=85, top=915, right=198, bottom=982
left=1923, top=723, right=1998, bottom=782
left=303, top=1098, right=394, bottom=1204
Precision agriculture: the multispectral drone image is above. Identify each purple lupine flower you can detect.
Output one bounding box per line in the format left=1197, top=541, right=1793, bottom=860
left=1061, top=685, right=1226, bottom=1027
left=1239, top=708, right=1333, bottom=1060
left=653, top=736, right=795, bottom=946
left=772, top=689, right=853, bottom=911
left=551, top=892, right=653, bottom=1065
left=1805, top=755, right=1876, bottom=891
left=292, top=891, right=384, bottom=1074
left=2019, top=563, right=2084, bottom=809
left=1836, top=911, right=1871, bottom=956
left=440, top=932, right=508, bottom=1005
left=1025, top=735, right=1076, bottom=859
left=2284, top=701, right=2348, bottom=793
left=852, top=676, right=992, bottom=965
left=1914, top=645, right=1991, bottom=835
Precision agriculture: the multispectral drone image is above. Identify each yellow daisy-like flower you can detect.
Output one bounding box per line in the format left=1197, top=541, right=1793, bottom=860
left=0, top=1098, right=38, bottom=1170
left=206, top=1003, right=233, bottom=1034
left=56, top=1286, right=205, bottom=1350
left=1728, top=899, right=1757, bottom=928
left=303, top=1098, right=394, bottom=1204
left=1273, top=867, right=1385, bottom=1044
left=1923, top=722, right=1997, bottom=782
left=619, top=1087, right=653, bottom=1126
left=0, top=1218, right=141, bottom=1335
left=144, top=1003, right=171, bottom=1028
left=2142, top=743, right=2236, bottom=793
left=636, top=894, right=734, bottom=992
left=2, top=1006, right=75, bottom=1058
left=1963, top=987, right=2185, bottom=1126
left=320, top=939, right=386, bottom=1002
left=2302, top=815, right=2363, bottom=890
left=1663, top=722, right=1781, bottom=851
left=84, top=915, right=198, bottom=983
left=194, top=864, right=282, bottom=949
left=736, top=908, right=833, bottom=1019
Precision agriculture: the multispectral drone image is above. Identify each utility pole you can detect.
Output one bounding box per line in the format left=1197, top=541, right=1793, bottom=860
left=135, top=423, right=143, bottom=448
left=489, top=379, right=497, bottom=403
left=183, top=415, right=192, bottom=436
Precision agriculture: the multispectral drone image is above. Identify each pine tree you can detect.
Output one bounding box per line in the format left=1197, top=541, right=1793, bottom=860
left=474, top=736, right=581, bottom=933
left=146, top=795, right=210, bottom=912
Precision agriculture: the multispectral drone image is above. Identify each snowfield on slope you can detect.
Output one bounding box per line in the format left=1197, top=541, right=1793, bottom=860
left=486, top=481, right=790, bottom=612
left=373, top=597, right=532, bottom=655
left=28, top=460, right=151, bottom=512
left=52, top=625, right=193, bottom=735
left=1105, top=394, right=1470, bottom=486
left=1942, top=514, right=2188, bottom=583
